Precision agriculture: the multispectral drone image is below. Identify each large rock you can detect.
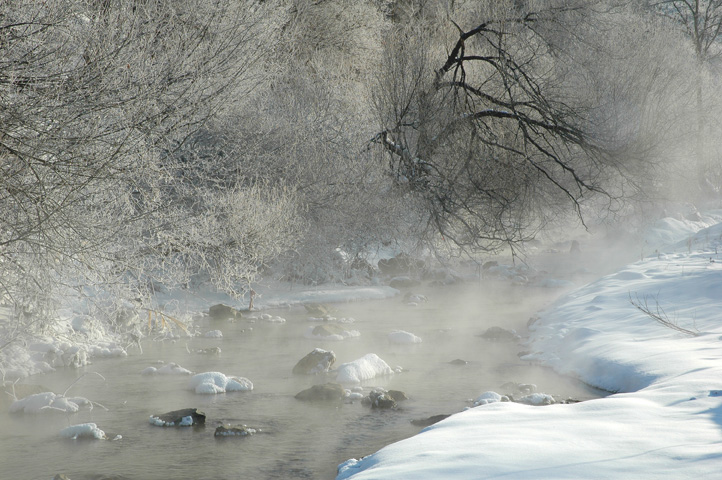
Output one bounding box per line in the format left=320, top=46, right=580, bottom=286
left=293, top=348, right=336, bottom=375
left=295, top=383, right=346, bottom=402
left=208, top=304, right=241, bottom=320
left=149, top=408, right=205, bottom=427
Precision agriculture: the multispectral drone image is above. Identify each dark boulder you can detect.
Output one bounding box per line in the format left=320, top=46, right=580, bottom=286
left=295, top=383, right=346, bottom=402
left=149, top=408, right=205, bottom=427
left=363, top=388, right=407, bottom=409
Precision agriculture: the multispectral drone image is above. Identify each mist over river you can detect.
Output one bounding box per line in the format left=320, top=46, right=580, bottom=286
left=0, top=271, right=610, bottom=480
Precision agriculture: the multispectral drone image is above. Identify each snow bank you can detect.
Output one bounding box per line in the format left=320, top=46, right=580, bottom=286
left=336, top=354, right=395, bottom=384
left=337, top=220, right=722, bottom=480
left=188, top=371, right=253, bottom=394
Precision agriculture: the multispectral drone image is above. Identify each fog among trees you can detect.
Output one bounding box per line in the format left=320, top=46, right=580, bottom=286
left=2, top=0, right=721, bottom=342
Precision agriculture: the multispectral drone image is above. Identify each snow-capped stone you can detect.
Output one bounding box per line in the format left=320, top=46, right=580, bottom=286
left=335, top=354, right=395, bottom=384
left=188, top=372, right=253, bottom=394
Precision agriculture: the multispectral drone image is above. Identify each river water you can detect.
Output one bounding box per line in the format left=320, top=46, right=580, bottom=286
left=0, top=278, right=607, bottom=480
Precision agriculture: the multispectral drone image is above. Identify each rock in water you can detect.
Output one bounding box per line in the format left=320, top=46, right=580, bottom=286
left=478, top=326, right=521, bottom=342
left=214, top=425, right=258, bottom=437
left=295, top=383, right=346, bottom=402
left=386, top=390, right=408, bottom=402
left=411, top=414, right=451, bottom=427
left=292, top=348, right=336, bottom=375
left=311, top=324, right=347, bottom=337
left=449, top=359, right=468, bottom=366
left=304, top=303, right=335, bottom=317
left=208, top=304, right=241, bottom=320
left=149, top=408, right=205, bottom=427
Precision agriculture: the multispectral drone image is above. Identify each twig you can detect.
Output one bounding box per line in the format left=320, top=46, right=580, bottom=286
left=629, top=292, right=698, bottom=337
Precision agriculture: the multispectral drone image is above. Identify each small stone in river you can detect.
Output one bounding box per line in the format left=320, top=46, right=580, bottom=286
left=449, top=359, right=468, bottom=366
left=478, top=326, right=521, bottom=342
left=208, top=304, right=241, bottom=320
left=386, top=390, right=408, bottom=402
left=411, top=414, right=451, bottom=427
left=214, top=425, right=258, bottom=437
left=295, top=383, right=346, bottom=402
left=149, top=408, right=205, bottom=427
left=292, top=348, right=336, bottom=375
left=305, top=303, right=335, bottom=317
left=312, top=324, right=347, bottom=337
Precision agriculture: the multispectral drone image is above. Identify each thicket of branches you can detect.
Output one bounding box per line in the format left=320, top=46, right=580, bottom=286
left=1, top=0, right=720, bottom=342
left=0, top=0, right=296, bottom=340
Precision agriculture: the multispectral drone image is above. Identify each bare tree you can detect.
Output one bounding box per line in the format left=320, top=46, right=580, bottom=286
left=650, top=0, right=722, bottom=194
left=371, top=2, right=629, bottom=254
left=0, top=0, right=294, bottom=341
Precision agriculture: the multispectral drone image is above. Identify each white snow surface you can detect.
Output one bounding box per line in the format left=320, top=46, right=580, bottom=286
left=188, top=371, right=253, bottom=394
left=337, top=219, right=722, bottom=479
left=335, top=353, right=395, bottom=384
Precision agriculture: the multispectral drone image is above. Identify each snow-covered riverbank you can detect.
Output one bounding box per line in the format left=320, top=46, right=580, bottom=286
left=337, top=214, right=722, bottom=479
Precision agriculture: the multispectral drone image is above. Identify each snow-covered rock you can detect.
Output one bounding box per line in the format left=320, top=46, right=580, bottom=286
left=388, top=330, right=422, bottom=344
left=472, top=391, right=505, bottom=407
left=141, top=362, right=192, bottom=375
left=188, top=371, right=253, bottom=394
left=292, top=348, right=336, bottom=375
left=60, top=423, right=106, bottom=440
left=336, top=354, right=395, bottom=384
left=10, top=392, right=93, bottom=414
left=149, top=408, right=205, bottom=427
